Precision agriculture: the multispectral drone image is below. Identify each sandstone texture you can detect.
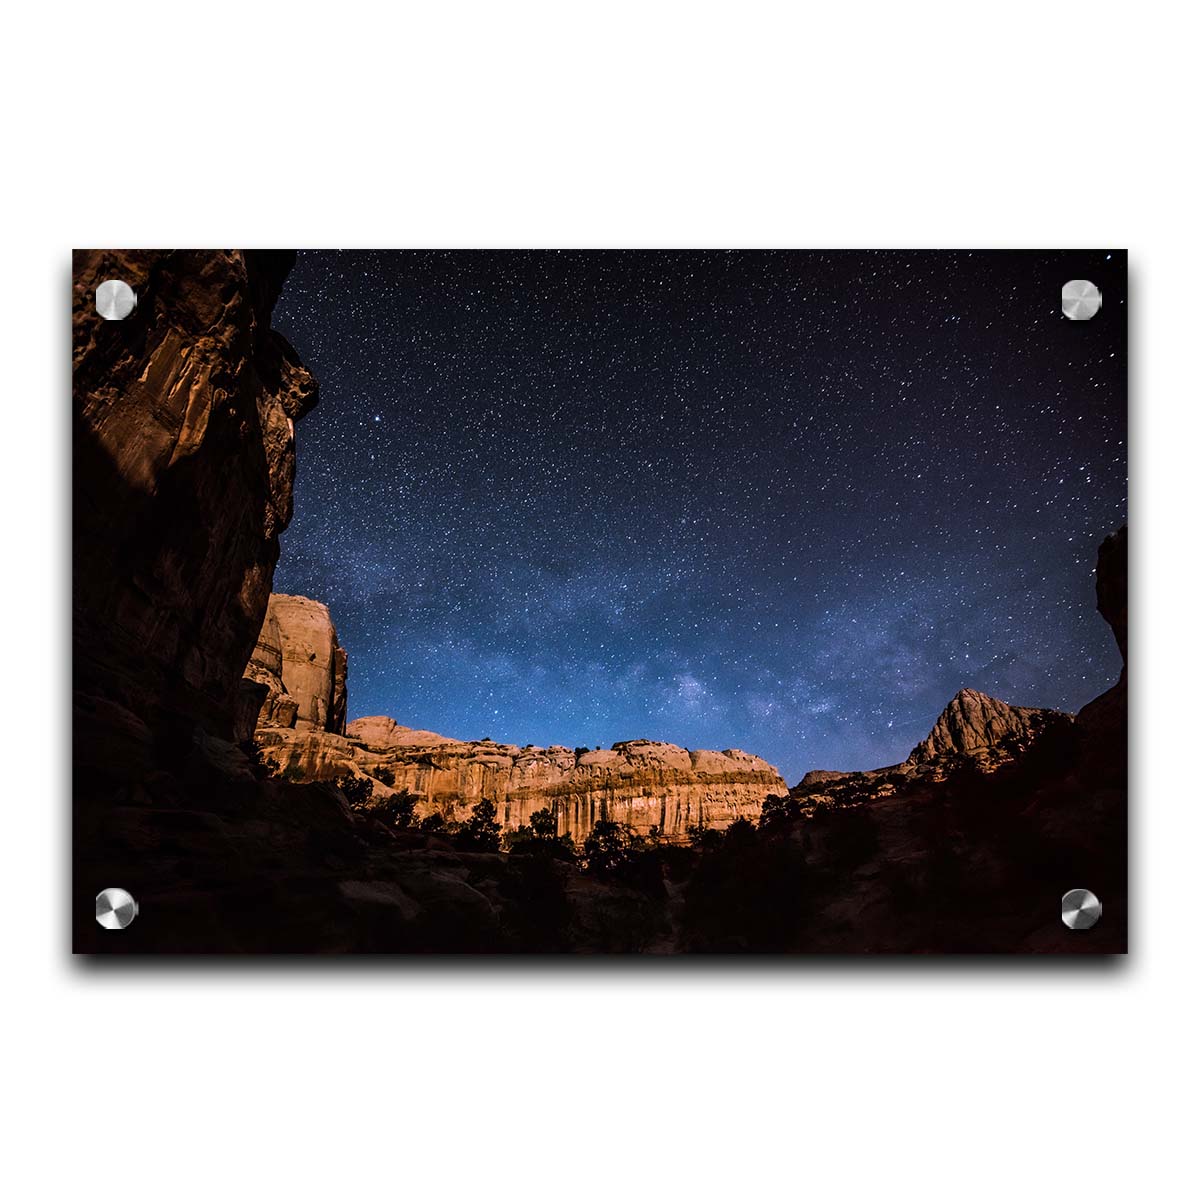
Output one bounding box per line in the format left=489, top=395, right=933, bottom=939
left=73, top=249, right=317, bottom=771
left=346, top=715, right=455, bottom=747
left=255, top=712, right=788, bottom=843
left=241, top=594, right=347, bottom=735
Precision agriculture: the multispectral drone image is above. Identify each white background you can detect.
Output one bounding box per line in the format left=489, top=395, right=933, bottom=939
left=4, top=3, right=1196, bottom=1196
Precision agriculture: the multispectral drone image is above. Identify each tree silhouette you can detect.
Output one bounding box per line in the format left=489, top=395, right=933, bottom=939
left=454, top=798, right=503, bottom=852
left=504, top=806, right=577, bottom=861
left=583, top=819, right=646, bottom=872
left=759, top=793, right=803, bottom=834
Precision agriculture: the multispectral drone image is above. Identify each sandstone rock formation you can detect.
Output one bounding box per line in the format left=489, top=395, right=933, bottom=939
left=73, top=249, right=317, bottom=772
left=790, top=688, right=1071, bottom=808
left=907, top=688, right=1065, bottom=767
left=240, top=594, right=347, bottom=735
left=345, top=716, right=457, bottom=747
left=254, top=714, right=788, bottom=843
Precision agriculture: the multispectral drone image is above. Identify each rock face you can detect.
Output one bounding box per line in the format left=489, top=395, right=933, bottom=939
left=907, top=688, right=1062, bottom=766
left=255, top=715, right=787, bottom=843
left=73, top=249, right=317, bottom=771
left=241, top=594, right=347, bottom=735
left=343, top=715, right=454, bottom=747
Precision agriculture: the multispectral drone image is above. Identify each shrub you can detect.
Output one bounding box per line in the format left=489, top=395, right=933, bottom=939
left=723, top=817, right=759, bottom=848
left=686, top=823, right=724, bottom=852
left=759, top=793, right=803, bottom=834
left=580, top=820, right=665, bottom=896
left=504, top=806, right=577, bottom=861
left=453, top=798, right=503, bottom=852
left=362, top=788, right=420, bottom=830
left=338, top=774, right=375, bottom=806
left=583, top=820, right=635, bottom=872
left=584, top=819, right=658, bottom=872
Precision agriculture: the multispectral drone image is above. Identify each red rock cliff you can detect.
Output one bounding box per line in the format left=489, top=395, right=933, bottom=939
left=255, top=710, right=788, bottom=843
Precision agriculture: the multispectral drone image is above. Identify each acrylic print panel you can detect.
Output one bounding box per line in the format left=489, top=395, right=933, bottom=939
left=72, top=250, right=1128, bottom=955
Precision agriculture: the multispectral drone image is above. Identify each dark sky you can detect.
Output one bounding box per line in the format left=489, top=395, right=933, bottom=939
left=271, top=250, right=1126, bottom=783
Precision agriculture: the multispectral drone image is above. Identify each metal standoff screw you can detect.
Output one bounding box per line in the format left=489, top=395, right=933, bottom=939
left=96, top=278, right=137, bottom=321
left=1061, top=279, right=1102, bottom=321
left=1061, top=888, right=1102, bottom=930
left=95, top=887, right=139, bottom=930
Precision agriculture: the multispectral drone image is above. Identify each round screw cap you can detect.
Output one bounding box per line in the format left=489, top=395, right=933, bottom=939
left=1061, top=888, right=1102, bottom=930
left=96, top=279, right=137, bottom=320
left=1062, top=279, right=1102, bottom=320
left=95, top=887, right=138, bottom=930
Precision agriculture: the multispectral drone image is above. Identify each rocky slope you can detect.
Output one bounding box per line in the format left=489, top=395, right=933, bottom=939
left=253, top=709, right=787, bottom=843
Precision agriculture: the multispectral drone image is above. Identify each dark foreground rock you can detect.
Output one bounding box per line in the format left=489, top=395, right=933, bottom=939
left=73, top=250, right=318, bottom=772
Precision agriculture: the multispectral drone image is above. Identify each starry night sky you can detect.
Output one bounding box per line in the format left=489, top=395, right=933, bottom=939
left=271, top=250, right=1126, bottom=783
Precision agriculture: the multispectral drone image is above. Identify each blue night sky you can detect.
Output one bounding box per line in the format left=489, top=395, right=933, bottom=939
left=271, top=250, right=1126, bottom=784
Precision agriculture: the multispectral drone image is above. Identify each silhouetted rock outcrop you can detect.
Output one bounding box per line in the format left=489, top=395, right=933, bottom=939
left=1075, top=525, right=1128, bottom=786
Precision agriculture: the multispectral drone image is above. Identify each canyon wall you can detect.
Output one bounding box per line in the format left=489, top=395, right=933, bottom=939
left=73, top=250, right=317, bottom=774
left=253, top=707, right=788, bottom=843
